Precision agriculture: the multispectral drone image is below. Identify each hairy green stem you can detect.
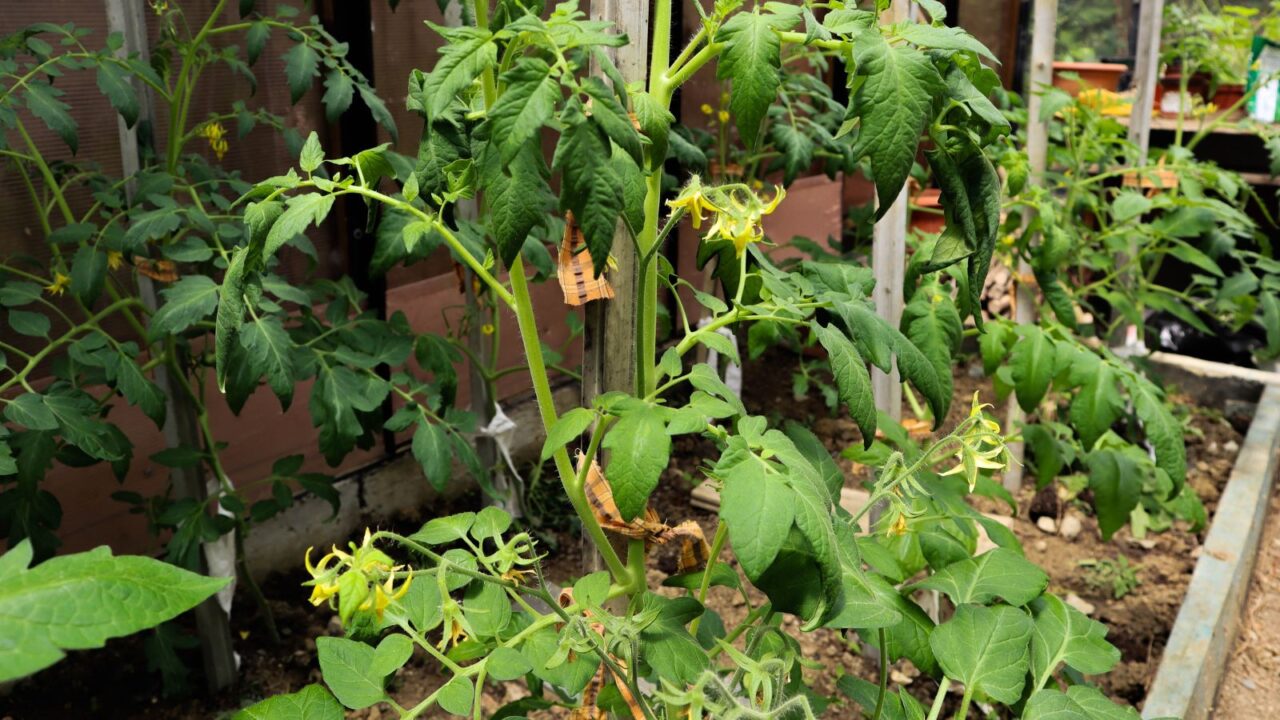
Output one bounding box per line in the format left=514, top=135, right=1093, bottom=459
left=508, top=257, right=631, bottom=585
left=872, top=628, right=889, bottom=720
left=925, top=678, right=952, bottom=720
left=688, top=521, right=728, bottom=635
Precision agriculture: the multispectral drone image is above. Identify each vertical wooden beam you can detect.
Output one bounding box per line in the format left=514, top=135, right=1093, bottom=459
left=871, top=192, right=907, bottom=423
left=582, top=0, right=648, bottom=408
left=104, top=0, right=237, bottom=693
left=1003, top=0, right=1058, bottom=493
left=871, top=0, right=911, bottom=424
left=1128, top=0, right=1165, bottom=165
left=582, top=0, right=649, bottom=574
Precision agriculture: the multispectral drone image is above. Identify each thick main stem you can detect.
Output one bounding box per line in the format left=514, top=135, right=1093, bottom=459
left=508, top=257, right=631, bottom=585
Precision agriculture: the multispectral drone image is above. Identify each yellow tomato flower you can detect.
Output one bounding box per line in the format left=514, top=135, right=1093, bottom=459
left=106, top=251, right=124, bottom=271
left=44, top=272, right=69, bottom=296
left=481, top=323, right=495, bottom=336
left=700, top=185, right=785, bottom=256
left=717, top=110, right=730, bottom=124
left=359, top=572, right=413, bottom=620
left=501, top=567, right=533, bottom=585
left=700, top=103, right=714, bottom=115
left=666, top=176, right=721, bottom=230
left=888, top=514, right=909, bottom=537
left=438, top=616, right=469, bottom=650
left=199, top=121, right=230, bottom=161
left=308, top=580, right=340, bottom=607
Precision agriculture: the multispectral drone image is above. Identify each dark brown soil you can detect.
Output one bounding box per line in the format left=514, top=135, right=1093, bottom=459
left=0, top=350, right=1244, bottom=719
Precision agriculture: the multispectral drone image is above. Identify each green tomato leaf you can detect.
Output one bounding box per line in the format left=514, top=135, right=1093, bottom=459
left=542, top=407, right=595, bottom=461
left=487, top=57, right=561, bottom=163
left=4, top=393, right=58, bottom=431
left=316, top=636, right=403, bottom=709
left=600, top=404, right=670, bottom=521
left=1024, top=686, right=1140, bottom=720
left=581, top=77, right=643, bottom=166
left=929, top=604, right=1033, bottom=705
left=637, top=593, right=709, bottom=685
left=420, top=24, right=496, bottom=118
left=896, top=22, right=997, bottom=62
left=233, top=684, right=344, bottom=720
left=412, top=418, right=452, bottom=492
left=1124, top=375, right=1186, bottom=492
left=912, top=548, right=1048, bottom=607
left=240, top=314, right=297, bottom=411
left=716, top=443, right=794, bottom=580
left=483, top=145, right=552, bottom=269
left=1009, top=324, right=1056, bottom=413
left=299, top=131, right=324, bottom=173
left=26, top=82, right=77, bottom=153
left=321, top=71, right=355, bottom=123
left=849, top=34, right=944, bottom=215
left=96, top=62, right=140, bottom=127
left=264, top=193, right=335, bottom=260
left=1069, top=363, right=1123, bottom=451
left=813, top=323, right=876, bottom=448
left=149, top=276, right=220, bottom=337
left=1029, top=594, right=1121, bottom=690
left=410, top=512, right=476, bottom=545
left=714, top=9, right=794, bottom=147
left=1085, top=448, right=1141, bottom=541
left=283, top=42, right=320, bottom=104
left=486, top=646, right=532, bottom=681
left=0, top=541, right=226, bottom=682
left=215, top=247, right=251, bottom=394
left=230, top=681, right=340, bottom=712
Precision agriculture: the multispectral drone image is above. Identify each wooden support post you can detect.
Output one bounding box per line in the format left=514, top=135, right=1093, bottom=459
left=1128, top=0, right=1165, bottom=166
left=1002, top=0, right=1058, bottom=493
left=871, top=0, right=911, bottom=425
left=581, top=0, right=649, bottom=575
left=871, top=190, right=907, bottom=423
left=105, top=0, right=237, bottom=693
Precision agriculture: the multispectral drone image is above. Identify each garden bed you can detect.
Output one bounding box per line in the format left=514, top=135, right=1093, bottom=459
left=0, top=351, right=1261, bottom=719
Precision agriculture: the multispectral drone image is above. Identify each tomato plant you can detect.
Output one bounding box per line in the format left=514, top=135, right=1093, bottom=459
left=225, top=0, right=1140, bottom=717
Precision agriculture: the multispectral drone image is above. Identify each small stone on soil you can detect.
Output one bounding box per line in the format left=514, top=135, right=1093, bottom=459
left=1059, top=514, right=1082, bottom=541
left=1034, top=540, right=1048, bottom=552
left=1065, top=593, right=1096, bottom=615
left=1225, top=440, right=1240, bottom=453
left=1243, top=677, right=1257, bottom=691
left=890, top=670, right=914, bottom=685
left=1036, top=516, right=1057, bottom=534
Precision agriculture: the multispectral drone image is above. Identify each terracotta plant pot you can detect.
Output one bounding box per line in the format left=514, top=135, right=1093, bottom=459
left=909, top=188, right=945, bottom=234
left=1211, top=83, right=1246, bottom=113
left=1051, top=61, right=1128, bottom=96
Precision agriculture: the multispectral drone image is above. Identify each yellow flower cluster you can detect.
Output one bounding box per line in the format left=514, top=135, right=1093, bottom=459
left=304, top=529, right=412, bottom=623
left=43, top=272, right=69, bottom=297
left=939, top=393, right=1011, bottom=491
left=667, top=176, right=785, bottom=256
left=199, top=121, right=229, bottom=161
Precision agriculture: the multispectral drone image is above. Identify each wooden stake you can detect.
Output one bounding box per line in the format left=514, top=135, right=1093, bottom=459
left=582, top=0, right=649, bottom=578
left=105, top=0, right=237, bottom=693
left=871, top=189, right=907, bottom=423
left=1128, top=0, right=1166, bottom=166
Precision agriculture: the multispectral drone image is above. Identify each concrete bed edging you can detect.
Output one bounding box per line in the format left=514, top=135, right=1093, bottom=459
left=1142, top=362, right=1280, bottom=720
left=240, top=382, right=580, bottom=581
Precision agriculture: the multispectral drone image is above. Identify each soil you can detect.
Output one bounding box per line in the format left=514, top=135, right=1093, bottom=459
left=1212, top=475, right=1280, bottom=718
left=0, top=349, right=1246, bottom=719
